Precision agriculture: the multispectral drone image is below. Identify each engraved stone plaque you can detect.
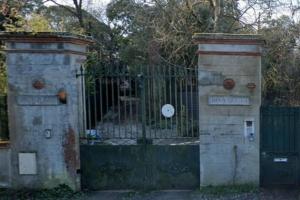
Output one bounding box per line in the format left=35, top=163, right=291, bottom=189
left=18, top=152, right=37, bottom=175
left=208, top=96, right=250, bottom=106
left=17, top=95, right=59, bottom=106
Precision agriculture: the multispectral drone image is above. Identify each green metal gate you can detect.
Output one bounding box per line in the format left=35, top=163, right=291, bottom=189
left=77, top=64, right=200, bottom=190
left=260, top=106, right=300, bottom=186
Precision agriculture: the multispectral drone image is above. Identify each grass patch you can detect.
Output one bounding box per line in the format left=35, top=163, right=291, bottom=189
left=0, top=184, right=85, bottom=200
left=199, top=184, right=259, bottom=196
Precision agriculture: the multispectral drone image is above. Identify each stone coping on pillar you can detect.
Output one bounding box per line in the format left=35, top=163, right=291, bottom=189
left=0, top=32, right=94, bottom=45
left=193, top=33, right=265, bottom=56
left=0, top=32, right=94, bottom=55
left=0, top=141, right=10, bottom=149
left=193, top=33, right=265, bottom=45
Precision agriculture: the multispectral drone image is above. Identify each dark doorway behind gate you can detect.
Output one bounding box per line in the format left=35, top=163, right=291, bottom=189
left=260, top=107, right=300, bottom=186
left=78, top=64, right=200, bottom=190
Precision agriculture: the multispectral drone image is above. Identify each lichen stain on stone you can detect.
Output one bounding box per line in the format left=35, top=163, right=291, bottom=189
left=32, top=116, right=42, bottom=125
left=8, top=83, right=19, bottom=92
left=63, top=127, right=78, bottom=178
left=63, top=55, right=70, bottom=65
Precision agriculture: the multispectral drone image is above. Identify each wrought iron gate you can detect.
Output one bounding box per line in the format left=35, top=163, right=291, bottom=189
left=77, top=64, right=200, bottom=190
left=77, top=64, right=199, bottom=145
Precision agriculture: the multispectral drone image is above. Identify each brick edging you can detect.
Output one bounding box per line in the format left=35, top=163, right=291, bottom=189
left=0, top=141, right=10, bottom=148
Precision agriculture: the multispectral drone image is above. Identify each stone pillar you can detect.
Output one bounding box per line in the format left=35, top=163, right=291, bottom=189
left=0, top=33, right=92, bottom=189
left=194, top=34, right=263, bottom=186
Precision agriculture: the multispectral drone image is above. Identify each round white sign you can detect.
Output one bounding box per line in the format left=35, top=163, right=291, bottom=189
left=161, top=104, right=175, bottom=118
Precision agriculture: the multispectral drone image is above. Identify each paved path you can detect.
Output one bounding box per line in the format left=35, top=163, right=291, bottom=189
left=85, top=189, right=300, bottom=200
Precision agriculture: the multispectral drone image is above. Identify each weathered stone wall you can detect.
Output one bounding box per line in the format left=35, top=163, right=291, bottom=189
left=194, top=33, right=263, bottom=186
left=1, top=33, right=92, bottom=189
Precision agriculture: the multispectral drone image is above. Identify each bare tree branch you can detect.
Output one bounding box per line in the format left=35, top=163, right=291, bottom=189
left=47, top=0, right=85, bottom=29
left=47, top=0, right=77, bottom=16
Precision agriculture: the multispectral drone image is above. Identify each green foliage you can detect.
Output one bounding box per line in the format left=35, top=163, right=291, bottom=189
left=260, top=16, right=300, bottom=105
left=0, top=1, right=52, bottom=95
left=41, top=6, right=84, bottom=33
left=106, top=0, right=151, bottom=66
left=0, top=3, right=25, bottom=31
left=27, top=13, right=52, bottom=32
left=41, top=5, right=120, bottom=68
left=0, top=2, right=24, bottom=95
left=0, top=184, right=85, bottom=200
left=0, top=0, right=46, bottom=31
left=3, top=0, right=45, bottom=16
left=106, top=0, right=246, bottom=68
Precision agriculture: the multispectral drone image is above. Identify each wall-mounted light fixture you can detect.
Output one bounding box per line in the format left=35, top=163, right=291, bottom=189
left=57, top=89, right=67, bottom=104
left=246, top=83, right=256, bottom=91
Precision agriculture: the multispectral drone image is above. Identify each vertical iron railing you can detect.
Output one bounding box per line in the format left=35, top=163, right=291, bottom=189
left=0, top=95, right=8, bottom=141
left=78, top=64, right=199, bottom=144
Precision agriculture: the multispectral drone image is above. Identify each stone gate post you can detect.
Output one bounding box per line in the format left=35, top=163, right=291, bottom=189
left=193, top=33, right=263, bottom=186
left=0, top=32, right=92, bottom=189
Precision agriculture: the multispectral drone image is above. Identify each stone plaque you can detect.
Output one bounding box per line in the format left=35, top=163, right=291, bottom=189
left=208, top=96, right=250, bottom=106
left=18, top=152, right=37, bottom=175
left=17, top=95, right=59, bottom=106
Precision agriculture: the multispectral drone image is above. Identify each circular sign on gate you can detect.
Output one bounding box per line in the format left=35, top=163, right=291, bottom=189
left=161, top=104, right=175, bottom=118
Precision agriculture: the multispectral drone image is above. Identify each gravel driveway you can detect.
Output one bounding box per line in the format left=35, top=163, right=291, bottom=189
left=86, top=188, right=300, bottom=200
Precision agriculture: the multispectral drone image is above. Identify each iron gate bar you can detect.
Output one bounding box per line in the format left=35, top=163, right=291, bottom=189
left=77, top=64, right=199, bottom=144
left=185, top=68, right=189, bottom=136
left=190, top=70, right=194, bottom=137
left=0, top=95, right=8, bottom=140
left=80, top=66, right=86, bottom=138
left=93, top=67, right=98, bottom=138
left=169, top=67, right=174, bottom=138
left=141, top=73, right=146, bottom=141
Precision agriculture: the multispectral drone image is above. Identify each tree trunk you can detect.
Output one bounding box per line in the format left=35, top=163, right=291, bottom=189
left=73, top=0, right=85, bottom=29
left=210, top=0, right=223, bottom=32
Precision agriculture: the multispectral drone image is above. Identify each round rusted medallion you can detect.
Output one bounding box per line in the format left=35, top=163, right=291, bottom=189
left=223, top=78, right=235, bottom=90
left=32, top=80, right=45, bottom=90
